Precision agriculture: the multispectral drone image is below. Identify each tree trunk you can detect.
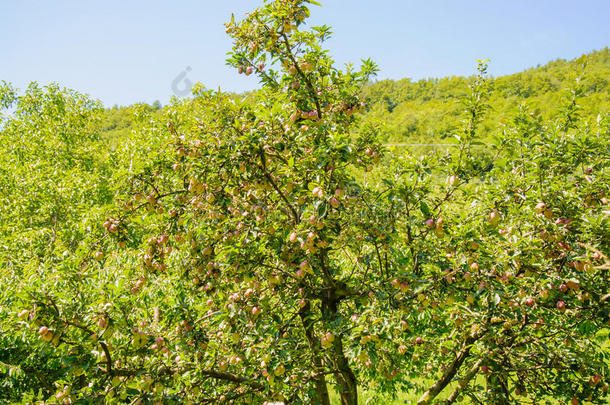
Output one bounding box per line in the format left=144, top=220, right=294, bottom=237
left=331, top=335, right=358, bottom=405
left=444, top=356, right=485, bottom=403
left=322, top=290, right=358, bottom=405
left=417, top=331, right=484, bottom=405
left=299, top=303, right=331, bottom=405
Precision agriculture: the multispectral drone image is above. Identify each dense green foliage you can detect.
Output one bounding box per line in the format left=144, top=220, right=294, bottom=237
left=0, top=1, right=609, bottom=404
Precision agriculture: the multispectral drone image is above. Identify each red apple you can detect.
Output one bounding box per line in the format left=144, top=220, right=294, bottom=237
left=590, top=374, right=602, bottom=387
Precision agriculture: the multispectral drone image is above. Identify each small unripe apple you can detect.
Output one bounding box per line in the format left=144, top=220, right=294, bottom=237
left=252, top=306, right=261, bottom=317
left=18, top=310, right=29, bottom=320
left=425, top=218, right=435, bottom=228
left=300, top=62, right=313, bottom=72
left=38, top=326, right=49, bottom=336
left=95, top=251, right=104, bottom=260
left=245, top=66, right=253, bottom=75
left=274, top=364, right=285, bottom=376
left=308, top=214, right=318, bottom=225
left=488, top=210, right=500, bottom=224
left=414, top=337, right=423, bottom=345
left=525, top=297, right=535, bottom=307
left=535, top=202, right=547, bottom=214
left=573, top=261, right=585, bottom=271
left=329, top=197, right=340, bottom=208
left=556, top=301, right=566, bottom=312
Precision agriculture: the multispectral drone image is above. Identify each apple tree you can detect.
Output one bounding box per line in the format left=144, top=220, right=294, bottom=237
left=3, top=1, right=609, bottom=404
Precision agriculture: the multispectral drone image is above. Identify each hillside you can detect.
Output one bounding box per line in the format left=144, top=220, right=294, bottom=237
left=360, top=48, right=610, bottom=143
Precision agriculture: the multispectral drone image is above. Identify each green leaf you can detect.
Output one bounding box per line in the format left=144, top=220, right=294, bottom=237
left=419, top=201, right=431, bottom=217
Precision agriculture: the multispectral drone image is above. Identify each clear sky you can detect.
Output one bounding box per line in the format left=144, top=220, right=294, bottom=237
left=1, top=0, right=608, bottom=107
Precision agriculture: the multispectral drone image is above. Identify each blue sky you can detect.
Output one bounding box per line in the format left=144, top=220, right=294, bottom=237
left=1, top=0, right=608, bottom=107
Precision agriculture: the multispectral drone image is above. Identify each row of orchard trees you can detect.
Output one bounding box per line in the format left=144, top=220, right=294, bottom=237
left=1, top=1, right=609, bottom=404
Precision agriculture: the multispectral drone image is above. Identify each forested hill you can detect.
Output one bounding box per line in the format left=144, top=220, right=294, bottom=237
left=98, top=48, right=609, bottom=145
left=360, top=47, right=610, bottom=143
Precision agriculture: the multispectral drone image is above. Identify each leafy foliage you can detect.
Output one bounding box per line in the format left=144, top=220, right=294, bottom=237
left=0, top=1, right=608, bottom=404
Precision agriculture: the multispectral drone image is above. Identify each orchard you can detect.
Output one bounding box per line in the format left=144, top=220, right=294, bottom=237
left=1, top=0, right=609, bottom=404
